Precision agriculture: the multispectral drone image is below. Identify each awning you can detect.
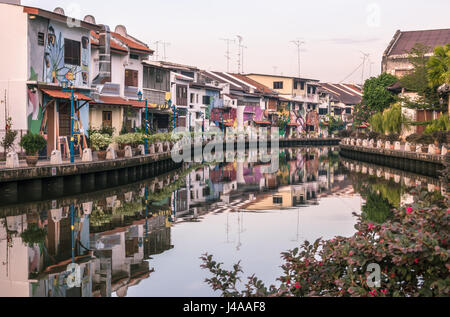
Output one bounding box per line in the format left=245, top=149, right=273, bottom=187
left=288, top=122, right=300, bottom=127
left=255, top=121, right=272, bottom=125
left=41, top=89, right=91, bottom=101
left=91, top=95, right=132, bottom=106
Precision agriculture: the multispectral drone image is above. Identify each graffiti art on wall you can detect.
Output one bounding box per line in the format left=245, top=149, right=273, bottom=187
left=27, top=88, right=43, bottom=134
left=43, top=24, right=90, bottom=87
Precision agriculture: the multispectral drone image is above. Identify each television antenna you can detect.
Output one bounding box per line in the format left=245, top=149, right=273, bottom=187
left=220, top=38, right=236, bottom=72
left=291, top=39, right=305, bottom=78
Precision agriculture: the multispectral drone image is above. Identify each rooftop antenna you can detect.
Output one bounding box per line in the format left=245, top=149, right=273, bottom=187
left=160, top=41, right=171, bottom=61
left=291, top=39, right=305, bottom=78
left=241, top=45, right=247, bottom=74
left=154, top=41, right=161, bottom=61
left=360, top=51, right=370, bottom=85
left=220, top=38, right=236, bottom=72
left=236, top=35, right=243, bottom=74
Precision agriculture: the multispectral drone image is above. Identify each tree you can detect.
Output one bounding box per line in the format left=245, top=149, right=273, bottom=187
left=354, top=73, right=398, bottom=127
left=362, top=73, right=398, bottom=113
left=427, top=43, right=450, bottom=87
left=399, top=43, right=443, bottom=111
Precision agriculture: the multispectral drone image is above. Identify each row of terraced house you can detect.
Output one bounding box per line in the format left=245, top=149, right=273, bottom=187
left=0, top=3, right=362, bottom=158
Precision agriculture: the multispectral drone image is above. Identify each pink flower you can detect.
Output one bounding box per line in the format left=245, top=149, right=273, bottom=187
left=369, top=289, right=378, bottom=297
left=414, top=258, right=419, bottom=264
left=368, top=224, right=375, bottom=230
left=295, top=282, right=301, bottom=289
left=380, top=289, right=387, bottom=295
left=286, top=279, right=290, bottom=285
left=349, top=251, right=354, bottom=257
left=406, top=207, right=413, bottom=215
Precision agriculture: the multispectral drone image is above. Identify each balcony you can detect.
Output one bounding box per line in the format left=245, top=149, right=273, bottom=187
left=292, top=94, right=320, bottom=104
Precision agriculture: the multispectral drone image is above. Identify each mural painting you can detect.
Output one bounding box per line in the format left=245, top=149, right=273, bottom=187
left=43, top=24, right=90, bottom=87
left=27, top=88, right=43, bottom=134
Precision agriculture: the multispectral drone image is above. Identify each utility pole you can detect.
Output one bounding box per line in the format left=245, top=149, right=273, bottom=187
left=220, top=38, right=235, bottom=72
left=291, top=39, right=305, bottom=78
left=360, top=51, right=370, bottom=85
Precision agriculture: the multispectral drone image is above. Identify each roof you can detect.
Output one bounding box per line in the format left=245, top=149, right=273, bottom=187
left=22, top=6, right=101, bottom=31
left=230, top=74, right=279, bottom=96
left=385, top=29, right=450, bottom=57
left=41, top=88, right=91, bottom=101
left=320, top=83, right=362, bottom=106
left=91, top=96, right=151, bottom=108
left=246, top=73, right=320, bottom=82
left=254, top=121, right=272, bottom=125
left=189, top=82, right=222, bottom=91
left=90, top=31, right=129, bottom=53
left=111, top=32, right=153, bottom=54
left=153, top=61, right=199, bottom=72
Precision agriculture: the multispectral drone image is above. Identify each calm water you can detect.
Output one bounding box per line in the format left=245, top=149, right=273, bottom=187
left=0, top=147, right=442, bottom=297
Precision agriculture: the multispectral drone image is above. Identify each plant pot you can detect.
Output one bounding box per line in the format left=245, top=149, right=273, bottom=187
left=390, top=145, right=394, bottom=150
left=435, top=148, right=441, bottom=155
left=97, top=151, right=107, bottom=161
left=116, top=149, right=125, bottom=158
left=132, top=147, right=139, bottom=156
left=25, top=155, right=39, bottom=167
left=410, top=145, right=416, bottom=152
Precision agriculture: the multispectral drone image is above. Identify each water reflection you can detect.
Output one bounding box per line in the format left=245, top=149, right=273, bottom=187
left=0, top=147, right=441, bottom=297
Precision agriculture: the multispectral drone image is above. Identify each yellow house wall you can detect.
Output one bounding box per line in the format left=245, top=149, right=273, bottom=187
left=89, top=106, right=124, bottom=136
left=247, top=75, right=293, bottom=95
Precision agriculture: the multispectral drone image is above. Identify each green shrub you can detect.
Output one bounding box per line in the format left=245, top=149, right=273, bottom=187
left=382, top=103, right=404, bottom=134
left=20, top=223, right=47, bottom=247
left=369, top=113, right=384, bottom=134
left=90, top=133, right=112, bottom=151
left=424, top=115, right=449, bottom=134
left=19, top=133, right=46, bottom=155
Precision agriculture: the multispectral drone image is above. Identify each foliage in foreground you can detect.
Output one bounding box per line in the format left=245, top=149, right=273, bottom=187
left=201, top=189, right=449, bottom=297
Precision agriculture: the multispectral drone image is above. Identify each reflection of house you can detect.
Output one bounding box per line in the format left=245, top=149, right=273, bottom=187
left=0, top=4, right=101, bottom=157
left=90, top=22, right=154, bottom=135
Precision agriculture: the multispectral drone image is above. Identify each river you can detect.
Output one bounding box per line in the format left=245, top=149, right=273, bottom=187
left=0, top=147, right=443, bottom=297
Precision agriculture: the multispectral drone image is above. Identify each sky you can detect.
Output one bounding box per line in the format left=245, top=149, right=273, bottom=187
left=22, top=0, right=450, bottom=84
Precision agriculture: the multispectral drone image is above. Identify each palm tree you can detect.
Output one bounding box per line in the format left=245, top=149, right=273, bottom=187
left=427, top=43, right=450, bottom=87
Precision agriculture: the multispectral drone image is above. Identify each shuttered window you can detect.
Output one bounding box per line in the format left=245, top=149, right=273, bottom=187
left=64, top=39, right=81, bottom=65
left=125, top=69, right=138, bottom=87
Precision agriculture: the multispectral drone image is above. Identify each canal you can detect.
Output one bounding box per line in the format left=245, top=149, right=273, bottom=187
left=0, top=147, right=444, bottom=297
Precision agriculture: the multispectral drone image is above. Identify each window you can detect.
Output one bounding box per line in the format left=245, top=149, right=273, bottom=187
left=346, top=108, right=352, bottom=114
left=312, top=87, right=316, bottom=94
left=273, top=81, right=283, bottom=89
left=294, top=82, right=298, bottom=89
left=301, top=82, right=305, bottom=90
left=64, top=39, right=81, bottom=65
left=190, top=93, right=195, bottom=103
left=130, top=54, right=139, bottom=60
left=202, top=96, right=211, bottom=105
left=319, top=108, right=328, bottom=115
left=125, top=69, right=138, bottom=87
left=38, top=32, right=45, bottom=46
left=273, top=196, right=283, bottom=204
left=102, top=111, right=112, bottom=128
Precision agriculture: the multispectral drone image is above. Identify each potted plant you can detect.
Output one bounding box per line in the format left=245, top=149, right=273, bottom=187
left=90, top=132, right=112, bottom=161
left=114, top=134, right=133, bottom=158
left=431, top=131, right=446, bottom=155
left=1, top=117, right=18, bottom=156
left=20, top=223, right=47, bottom=247
left=19, top=133, right=46, bottom=167
left=131, top=133, right=145, bottom=155
left=386, top=133, right=399, bottom=149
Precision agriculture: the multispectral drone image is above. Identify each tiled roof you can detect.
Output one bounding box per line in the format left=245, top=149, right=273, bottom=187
left=320, top=83, right=362, bottom=106
left=90, top=31, right=129, bottom=53
left=41, top=89, right=91, bottom=101
left=386, top=29, right=450, bottom=56
left=230, top=74, right=279, bottom=96
left=111, top=32, right=153, bottom=54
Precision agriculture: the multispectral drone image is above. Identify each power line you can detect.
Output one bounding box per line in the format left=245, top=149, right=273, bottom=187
left=339, top=61, right=364, bottom=84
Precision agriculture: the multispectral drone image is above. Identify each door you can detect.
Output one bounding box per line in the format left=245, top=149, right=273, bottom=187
left=102, top=111, right=112, bottom=128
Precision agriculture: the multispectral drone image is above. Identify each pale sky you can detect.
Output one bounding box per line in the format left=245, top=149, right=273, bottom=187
left=22, top=0, right=450, bottom=84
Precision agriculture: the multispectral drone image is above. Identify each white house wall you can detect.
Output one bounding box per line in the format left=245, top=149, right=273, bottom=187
left=0, top=4, right=28, bottom=131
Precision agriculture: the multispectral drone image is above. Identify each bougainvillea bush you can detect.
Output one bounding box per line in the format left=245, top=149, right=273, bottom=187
left=201, top=188, right=449, bottom=297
